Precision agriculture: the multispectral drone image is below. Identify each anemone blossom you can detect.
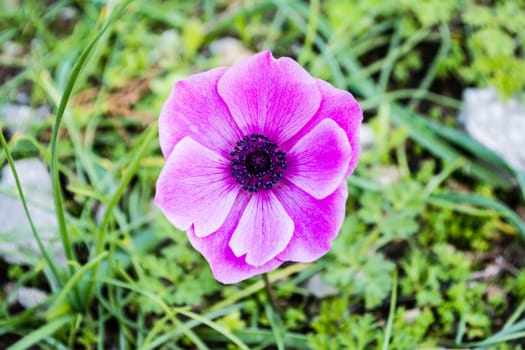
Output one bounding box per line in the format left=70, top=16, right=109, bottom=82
left=155, top=51, right=362, bottom=283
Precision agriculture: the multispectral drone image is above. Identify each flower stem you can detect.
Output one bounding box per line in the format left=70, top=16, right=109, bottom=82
left=263, top=273, right=279, bottom=312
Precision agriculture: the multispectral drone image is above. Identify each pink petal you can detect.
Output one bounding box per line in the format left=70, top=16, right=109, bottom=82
left=286, top=118, right=351, bottom=199
left=283, top=79, right=363, bottom=177
left=159, top=67, right=242, bottom=159
left=187, top=192, right=283, bottom=284
left=217, top=51, right=321, bottom=144
left=228, top=191, right=294, bottom=266
left=154, top=137, right=238, bottom=237
left=276, top=181, right=348, bottom=263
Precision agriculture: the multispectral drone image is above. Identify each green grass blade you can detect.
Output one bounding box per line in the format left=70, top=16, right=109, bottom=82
left=432, top=192, right=525, bottom=239
left=0, top=130, right=60, bottom=287
left=85, top=122, right=157, bottom=306
left=503, top=300, right=525, bottom=330
left=48, top=0, right=132, bottom=272
left=297, top=0, right=319, bottom=65
left=381, top=268, right=398, bottom=350
left=98, top=277, right=248, bottom=350
left=378, top=18, right=404, bottom=94
left=413, top=114, right=510, bottom=171
left=274, top=0, right=346, bottom=88
left=264, top=304, right=285, bottom=350
left=196, top=328, right=310, bottom=349
left=6, top=314, right=74, bottom=350
left=516, top=171, right=525, bottom=199
left=209, top=263, right=309, bottom=312
left=46, top=252, right=109, bottom=319
left=455, top=315, right=467, bottom=345
left=361, top=89, right=462, bottom=111
left=336, top=48, right=513, bottom=189
left=143, top=304, right=246, bottom=349
left=45, top=0, right=132, bottom=312
left=408, top=23, right=451, bottom=111
left=389, top=105, right=510, bottom=188
left=176, top=309, right=250, bottom=350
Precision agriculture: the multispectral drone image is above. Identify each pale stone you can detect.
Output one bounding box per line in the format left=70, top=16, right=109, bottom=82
left=460, top=87, right=525, bottom=172
left=306, top=274, right=338, bottom=298
left=14, top=287, right=48, bottom=309
left=210, top=37, right=254, bottom=65
left=0, top=104, right=50, bottom=133
left=360, top=123, right=375, bottom=150
left=0, top=158, right=66, bottom=266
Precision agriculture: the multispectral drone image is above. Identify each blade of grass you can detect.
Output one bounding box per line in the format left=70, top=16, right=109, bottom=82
left=46, top=0, right=132, bottom=312
left=36, top=69, right=104, bottom=191
left=46, top=251, right=108, bottom=319
left=378, top=18, right=404, bottom=94
left=419, top=115, right=525, bottom=197
left=332, top=39, right=513, bottom=188
left=297, top=0, right=319, bottom=65
left=85, top=122, right=157, bottom=306
left=143, top=303, right=246, bottom=349
left=176, top=309, right=249, bottom=350
left=390, top=104, right=510, bottom=188
left=6, top=314, right=74, bottom=350
left=99, top=277, right=248, bottom=350
left=381, top=268, right=398, bottom=350
left=67, top=313, right=82, bottom=349
left=0, top=130, right=61, bottom=287
left=412, top=114, right=510, bottom=170
left=273, top=0, right=346, bottom=88
left=196, top=328, right=310, bottom=349
left=97, top=303, right=105, bottom=350
left=431, top=192, right=525, bottom=239
left=264, top=304, right=285, bottom=350
left=209, top=263, right=310, bottom=312
left=504, top=299, right=525, bottom=330
left=48, top=0, right=132, bottom=277
left=408, top=23, right=451, bottom=111
left=361, top=89, right=462, bottom=111
left=423, top=157, right=466, bottom=196
left=206, top=0, right=276, bottom=37
left=516, top=171, right=525, bottom=199
left=455, top=314, right=467, bottom=345
left=457, top=320, right=525, bottom=348
left=347, top=27, right=432, bottom=89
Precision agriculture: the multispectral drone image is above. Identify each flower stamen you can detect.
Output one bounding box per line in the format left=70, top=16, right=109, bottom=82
left=230, top=134, right=286, bottom=192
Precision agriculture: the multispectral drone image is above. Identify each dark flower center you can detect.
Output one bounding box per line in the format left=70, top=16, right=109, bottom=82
left=230, top=134, right=286, bottom=192
left=245, top=150, right=271, bottom=174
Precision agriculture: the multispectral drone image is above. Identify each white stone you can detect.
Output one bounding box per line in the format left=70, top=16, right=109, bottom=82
left=2, top=41, right=23, bottom=57
left=359, top=123, right=375, bottom=150
left=306, top=274, right=338, bottom=298
left=14, top=287, right=48, bottom=309
left=0, top=158, right=66, bottom=266
left=209, top=37, right=254, bottom=65
left=460, top=87, right=525, bottom=172
left=0, top=104, right=50, bottom=133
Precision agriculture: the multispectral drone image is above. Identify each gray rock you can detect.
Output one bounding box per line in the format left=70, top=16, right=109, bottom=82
left=0, top=158, right=66, bottom=266
left=460, top=88, right=525, bottom=172
left=2, top=41, right=23, bottom=57
left=306, top=274, right=338, bottom=298
left=359, top=123, right=375, bottom=150
left=0, top=104, right=50, bottom=133
left=13, top=286, right=48, bottom=309
left=210, top=37, right=254, bottom=65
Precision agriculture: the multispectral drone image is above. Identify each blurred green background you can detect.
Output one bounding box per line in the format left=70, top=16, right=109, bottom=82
left=1, top=0, right=525, bottom=349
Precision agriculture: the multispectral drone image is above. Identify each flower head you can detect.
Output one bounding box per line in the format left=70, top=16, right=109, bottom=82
left=155, top=51, right=362, bottom=283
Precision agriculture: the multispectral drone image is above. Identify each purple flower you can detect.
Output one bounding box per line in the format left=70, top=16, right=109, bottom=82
left=155, top=51, right=362, bottom=284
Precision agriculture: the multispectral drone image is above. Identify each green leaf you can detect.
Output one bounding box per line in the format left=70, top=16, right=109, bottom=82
left=354, top=254, right=395, bottom=309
